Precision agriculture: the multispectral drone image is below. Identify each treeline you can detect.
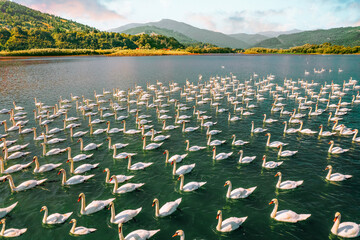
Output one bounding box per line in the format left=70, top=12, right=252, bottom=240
left=0, top=27, right=184, bottom=51
left=244, top=43, right=360, bottom=54
left=185, top=46, right=240, bottom=54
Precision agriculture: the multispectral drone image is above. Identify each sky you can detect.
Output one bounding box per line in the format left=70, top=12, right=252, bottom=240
left=13, top=0, right=360, bottom=34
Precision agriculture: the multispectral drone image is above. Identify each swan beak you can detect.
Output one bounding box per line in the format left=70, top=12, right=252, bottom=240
left=109, top=178, right=113, bottom=182
left=328, top=142, right=331, bottom=144
left=269, top=201, right=274, bottom=205
left=333, top=216, right=338, bottom=222
left=57, top=171, right=61, bottom=175
left=172, top=233, right=178, bottom=237
left=216, top=214, right=219, bottom=219
left=224, top=183, right=228, bottom=187
left=77, top=139, right=80, bottom=143
left=171, top=161, right=174, bottom=165
left=40, top=208, right=44, bottom=212
left=325, top=167, right=329, bottom=170
left=69, top=220, right=73, bottom=224
left=118, top=226, right=121, bottom=233
left=177, top=177, right=181, bottom=181
left=274, top=173, right=279, bottom=177
left=77, top=197, right=81, bottom=202
left=152, top=202, right=155, bottom=207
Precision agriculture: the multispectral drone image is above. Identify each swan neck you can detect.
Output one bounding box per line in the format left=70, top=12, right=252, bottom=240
left=42, top=208, right=48, bottom=224
left=155, top=201, right=160, bottom=217
left=110, top=204, right=115, bottom=222
left=172, top=161, right=176, bottom=175
left=7, top=176, right=16, bottom=192
left=270, top=201, right=278, bottom=218
left=232, top=136, right=235, bottom=145
left=251, top=122, right=254, bottom=132
left=113, top=147, right=116, bottom=158
left=80, top=139, right=83, bottom=151
left=33, top=128, right=37, bottom=139
left=226, top=182, right=232, bottom=198
left=329, top=142, right=334, bottom=152
left=127, top=156, right=132, bottom=169
left=1, top=220, right=5, bottom=235
left=319, top=126, right=323, bottom=135
left=143, top=137, right=146, bottom=150
left=278, top=145, right=282, bottom=155
left=34, top=158, right=40, bottom=170
left=113, top=177, right=118, bottom=193
left=67, top=148, right=71, bottom=159
left=69, top=159, right=74, bottom=173
left=283, top=122, right=287, bottom=132
left=61, top=171, right=67, bottom=185
left=207, top=135, right=211, bottom=145
left=123, top=121, right=126, bottom=132
left=0, top=159, right=4, bottom=173
left=70, top=221, right=76, bottom=234
left=80, top=196, right=86, bottom=214
left=326, top=168, right=332, bottom=180
left=42, top=144, right=46, bottom=156
left=239, top=151, right=243, bottom=163
left=353, top=130, right=358, bottom=141
left=212, top=148, right=216, bottom=159
left=179, top=176, right=184, bottom=190
left=331, top=216, right=340, bottom=235
left=216, top=213, right=222, bottom=231
left=276, top=175, right=282, bottom=188
left=186, top=141, right=189, bottom=151
left=263, top=115, right=266, bottom=122
left=266, top=134, right=271, bottom=146
left=90, top=124, right=93, bottom=135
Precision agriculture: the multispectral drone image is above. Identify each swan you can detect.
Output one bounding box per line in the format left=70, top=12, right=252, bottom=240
left=0, top=218, right=27, bottom=237
left=69, top=126, right=88, bottom=138
left=328, top=141, right=349, bottom=154
left=340, top=125, right=355, bottom=136
left=0, top=157, right=32, bottom=174
left=206, top=126, right=221, bottom=136
left=283, top=121, right=298, bottom=134
left=1, top=120, right=19, bottom=132
left=150, top=129, right=170, bottom=142
left=277, top=145, right=298, bottom=157
left=122, top=120, right=141, bottom=134
left=106, top=121, right=122, bottom=134
left=104, top=168, right=134, bottom=183
left=108, top=202, right=142, bottom=224
left=113, top=147, right=137, bottom=159
left=178, top=174, right=206, bottom=192
left=44, top=124, right=63, bottom=135
left=212, top=146, right=233, bottom=160
left=43, top=133, right=66, bottom=145
left=69, top=219, right=96, bottom=236
left=207, top=134, right=226, bottom=146
left=262, top=155, right=283, bottom=169
left=0, top=202, right=18, bottom=218
left=58, top=169, right=94, bottom=186
left=172, top=230, right=185, bottom=239
left=41, top=143, right=67, bottom=156
left=216, top=210, right=247, bottom=232
left=33, top=156, right=62, bottom=173
left=40, top=206, right=73, bottom=224
left=228, top=112, right=240, bottom=122
left=162, top=120, right=179, bottom=131
left=78, top=138, right=102, bottom=151
left=2, top=147, right=31, bottom=160
left=318, top=124, right=336, bottom=137
left=142, top=136, right=163, bottom=150
left=331, top=212, right=360, bottom=238
left=152, top=198, right=182, bottom=217
left=17, top=124, right=33, bottom=134
left=118, top=223, right=160, bottom=240
left=0, top=138, right=17, bottom=148
left=67, top=158, right=99, bottom=174
left=5, top=143, right=29, bottom=153
left=184, top=140, right=206, bottom=151
left=231, top=135, right=249, bottom=146
left=224, top=180, right=256, bottom=199
left=106, top=137, right=129, bottom=149
left=352, top=129, right=360, bottom=142
left=127, top=155, right=153, bottom=171
left=325, top=165, right=352, bottom=181
left=275, top=172, right=303, bottom=190
left=182, top=122, right=199, bottom=133
left=3, top=175, right=47, bottom=192
left=110, top=175, right=145, bottom=194
left=269, top=198, right=311, bottom=222
left=263, top=114, right=278, bottom=123
left=66, top=147, right=93, bottom=162
left=298, top=121, right=317, bottom=134
left=171, top=160, right=195, bottom=175
left=89, top=123, right=107, bottom=135
left=266, top=133, right=288, bottom=148
left=77, top=192, right=115, bottom=215
left=251, top=121, right=267, bottom=133
left=164, top=150, right=188, bottom=163
left=238, top=150, right=256, bottom=163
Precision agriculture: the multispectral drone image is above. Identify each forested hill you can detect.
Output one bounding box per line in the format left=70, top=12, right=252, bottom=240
left=0, top=0, right=184, bottom=51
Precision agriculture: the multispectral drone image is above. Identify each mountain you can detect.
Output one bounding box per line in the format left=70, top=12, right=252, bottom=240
left=229, top=33, right=269, bottom=45
left=122, top=26, right=198, bottom=44
left=110, top=19, right=249, bottom=49
left=254, top=26, right=360, bottom=48
left=257, top=29, right=303, bottom=38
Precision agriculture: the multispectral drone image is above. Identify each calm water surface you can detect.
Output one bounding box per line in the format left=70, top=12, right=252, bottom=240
left=0, top=55, right=359, bottom=240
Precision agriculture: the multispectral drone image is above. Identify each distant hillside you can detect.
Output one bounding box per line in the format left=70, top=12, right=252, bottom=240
left=110, top=19, right=249, bottom=49
left=257, top=29, right=303, bottom=38
left=0, top=0, right=96, bottom=32
left=229, top=33, right=269, bottom=45
left=122, top=26, right=198, bottom=44
left=254, top=26, right=360, bottom=48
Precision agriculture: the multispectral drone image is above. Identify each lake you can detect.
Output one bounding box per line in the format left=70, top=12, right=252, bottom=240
left=0, top=54, right=359, bottom=240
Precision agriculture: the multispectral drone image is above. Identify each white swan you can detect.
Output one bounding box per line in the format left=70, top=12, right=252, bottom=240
left=318, top=124, right=336, bottom=137
left=172, top=230, right=185, bottom=239
left=298, top=121, right=317, bottom=134
left=40, top=206, right=73, bottom=224
left=171, top=160, right=195, bottom=175
left=206, top=126, right=221, bottom=135
left=275, top=172, right=303, bottom=190
left=0, top=202, right=18, bottom=218
left=331, top=212, right=360, bottom=238
left=89, top=123, right=107, bottom=135
left=122, top=120, right=141, bottom=134
left=108, top=202, right=142, bottom=224
left=238, top=150, right=256, bottom=164
left=152, top=198, right=182, bottom=217
left=277, top=145, right=298, bottom=157
left=41, top=143, right=66, bottom=157
left=184, top=140, right=206, bottom=151
left=113, top=147, right=137, bottom=159
left=58, top=169, right=94, bottom=186
left=78, top=138, right=103, bottom=151
left=182, top=122, right=199, bottom=133
left=212, top=146, right=233, bottom=160
left=142, top=136, right=163, bottom=150
left=251, top=121, right=267, bottom=133
left=33, top=156, right=62, bottom=173
left=66, top=147, right=93, bottom=162
left=118, top=223, right=159, bottom=240
left=3, top=175, right=47, bottom=192
left=127, top=155, right=153, bottom=171
left=69, top=126, right=88, bottom=138
left=269, top=198, right=311, bottom=222
left=283, top=121, right=298, bottom=134
left=266, top=133, right=288, bottom=148
left=164, top=150, right=188, bottom=163
left=0, top=157, right=32, bottom=174
left=216, top=210, right=247, bottom=232
left=224, top=180, right=256, bottom=199
left=178, top=174, right=206, bottom=192
left=150, top=129, right=170, bottom=142
left=110, top=175, right=144, bottom=194
left=104, top=168, right=134, bottom=183
left=231, top=135, right=249, bottom=146
left=107, top=137, right=129, bottom=149
left=352, top=129, right=360, bottom=142
left=2, top=147, right=31, bottom=160
left=325, top=165, right=352, bottom=181
left=106, top=121, right=122, bottom=134
left=78, top=192, right=115, bottom=215
left=0, top=218, right=27, bottom=237
left=67, top=158, right=99, bottom=174
left=263, top=114, right=278, bottom=123
left=162, top=120, right=179, bottom=131
left=69, top=219, right=96, bottom=235
left=207, top=134, right=226, bottom=146
left=262, top=155, right=283, bottom=169
left=328, top=140, right=349, bottom=154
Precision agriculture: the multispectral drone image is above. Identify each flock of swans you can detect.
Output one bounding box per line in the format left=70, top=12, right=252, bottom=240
left=0, top=71, right=359, bottom=239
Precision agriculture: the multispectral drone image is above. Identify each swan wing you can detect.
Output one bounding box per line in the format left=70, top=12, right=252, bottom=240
left=221, top=217, right=247, bottom=232
left=159, top=198, right=181, bottom=216
left=0, top=202, right=18, bottom=218
left=125, top=229, right=160, bottom=240
left=337, top=222, right=360, bottom=238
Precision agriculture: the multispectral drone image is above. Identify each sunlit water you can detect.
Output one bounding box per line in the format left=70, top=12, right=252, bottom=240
left=0, top=55, right=359, bottom=240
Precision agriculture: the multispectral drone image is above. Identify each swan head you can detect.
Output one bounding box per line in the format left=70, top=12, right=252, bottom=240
left=69, top=219, right=76, bottom=224
left=107, top=201, right=114, bottom=210
left=106, top=137, right=111, bottom=141
left=103, top=168, right=109, bottom=173
left=32, top=156, right=38, bottom=162
left=334, top=212, right=341, bottom=222
left=78, top=193, right=85, bottom=202
left=76, top=138, right=83, bottom=143
left=109, top=175, right=117, bottom=183
left=173, top=230, right=184, bottom=237
left=66, top=158, right=73, bottom=163
left=152, top=199, right=159, bottom=207
left=40, top=206, right=47, bottom=212
left=184, top=140, right=189, bottom=143
left=265, top=133, right=271, bottom=136
left=269, top=198, right=278, bottom=205
left=274, top=172, right=281, bottom=177
left=106, top=121, right=110, bottom=125
left=177, top=174, right=184, bottom=181
left=328, top=140, right=334, bottom=144
left=58, top=169, right=65, bottom=175
left=212, top=146, right=216, bottom=151
left=163, top=150, right=169, bottom=154
left=262, top=155, right=266, bottom=161
left=231, top=134, right=235, bottom=138
left=0, top=218, right=5, bottom=224
left=216, top=210, right=222, bottom=219
left=224, top=180, right=231, bottom=187
left=282, top=121, right=286, bottom=124
left=325, top=165, right=332, bottom=170
left=238, top=150, right=243, bottom=154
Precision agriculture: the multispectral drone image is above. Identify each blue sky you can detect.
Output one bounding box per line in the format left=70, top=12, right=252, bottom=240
left=14, top=0, right=360, bottom=33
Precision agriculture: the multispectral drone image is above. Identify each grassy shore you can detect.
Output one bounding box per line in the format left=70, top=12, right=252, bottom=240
left=0, top=48, right=191, bottom=57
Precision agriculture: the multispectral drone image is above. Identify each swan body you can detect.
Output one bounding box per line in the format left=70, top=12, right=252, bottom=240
left=238, top=150, right=256, bottom=163
left=318, top=125, right=336, bottom=137
left=69, top=219, right=96, bottom=235
left=212, top=146, right=233, bottom=160
left=0, top=202, right=18, bottom=218
left=283, top=121, right=299, bottom=134
left=171, top=160, right=195, bottom=175
left=58, top=169, right=94, bottom=185
left=269, top=198, right=311, bottom=223
left=262, top=155, right=283, bottom=169
left=0, top=218, right=27, bottom=237
left=3, top=175, right=47, bottom=192
left=266, top=133, right=288, bottom=148
left=178, top=174, right=206, bottom=192
left=40, top=206, right=72, bottom=224
left=298, top=122, right=317, bottom=134
left=328, top=141, right=349, bottom=154
left=325, top=165, right=352, bottom=181
left=277, top=145, right=298, bottom=157
left=127, top=155, right=153, bottom=170
left=251, top=121, right=267, bottom=133
left=78, top=193, right=115, bottom=215
left=118, top=223, right=160, bottom=240
left=231, top=135, right=249, bottom=146
left=67, top=158, right=99, bottom=174
left=207, top=134, right=226, bottom=146
left=163, top=150, right=188, bottom=163
left=66, top=147, right=93, bottom=162
left=0, top=157, right=32, bottom=174
left=152, top=198, right=182, bottom=217
left=142, top=137, right=163, bottom=150
left=224, top=180, right=256, bottom=199
left=110, top=175, right=144, bottom=194
left=108, top=202, right=142, bottom=224
left=275, top=172, right=303, bottom=190
left=185, top=140, right=206, bottom=151
left=33, top=156, right=62, bottom=173
left=216, top=210, right=247, bottom=232
left=104, top=168, right=134, bottom=183
left=78, top=138, right=102, bottom=151
left=331, top=212, right=360, bottom=238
